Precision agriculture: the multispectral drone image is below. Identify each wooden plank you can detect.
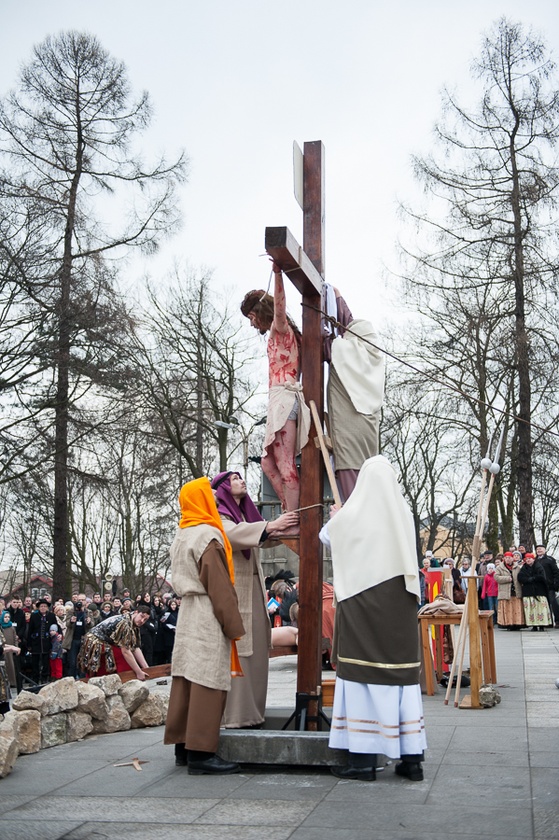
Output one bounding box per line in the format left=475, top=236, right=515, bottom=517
left=265, top=226, right=324, bottom=297
left=466, top=577, right=482, bottom=708
left=117, top=663, right=171, bottom=683
left=269, top=645, right=298, bottom=658
left=303, top=141, right=325, bottom=273
left=309, top=400, right=342, bottom=507
left=321, top=679, right=335, bottom=706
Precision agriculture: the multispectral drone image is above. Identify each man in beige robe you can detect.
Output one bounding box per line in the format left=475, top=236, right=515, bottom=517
left=163, top=478, right=245, bottom=775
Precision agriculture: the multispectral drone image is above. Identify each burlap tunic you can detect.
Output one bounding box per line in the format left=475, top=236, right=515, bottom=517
left=327, top=364, right=380, bottom=471
left=327, top=319, right=383, bottom=472
left=170, top=524, right=244, bottom=691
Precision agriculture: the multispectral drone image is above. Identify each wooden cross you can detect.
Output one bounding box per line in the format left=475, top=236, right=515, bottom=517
left=113, top=757, right=148, bottom=771
left=265, top=141, right=326, bottom=729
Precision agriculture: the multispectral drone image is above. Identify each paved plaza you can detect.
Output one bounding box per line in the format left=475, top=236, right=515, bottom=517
left=0, top=627, right=558, bottom=840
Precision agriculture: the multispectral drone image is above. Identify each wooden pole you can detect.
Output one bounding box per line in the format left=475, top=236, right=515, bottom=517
left=453, top=617, right=469, bottom=707
left=296, top=142, right=325, bottom=725
left=443, top=610, right=467, bottom=705
left=309, top=400, right=342, bottom=507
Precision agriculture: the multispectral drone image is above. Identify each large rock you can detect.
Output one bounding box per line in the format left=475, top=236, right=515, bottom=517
left=130, top=694, right=166, bottom=728
left=91, top=694, right=130, bottom=734
left=119, top=680, right=149, bottom=714
left=76, top=681, right=109, bottom=720
left=41, top=713, right=68, bottom=748
left=88, top=674, right=122, bottom=697
left=479, top=684, right=502, bottom=708
left=11, top=690, right=46, bottom=714
left=67, top=710, right=94, bottom=742
left=0, top=719, right=19, bottom=778
left=4, top=710, right=41, bottom=754
left=40, top=678, right=79, bottom=715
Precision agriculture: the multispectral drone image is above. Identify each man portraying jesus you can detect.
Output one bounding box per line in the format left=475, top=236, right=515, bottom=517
left=241, top=262, right=310, bottom=514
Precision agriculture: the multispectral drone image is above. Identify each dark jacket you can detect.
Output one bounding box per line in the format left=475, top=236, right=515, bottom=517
left=27, top=610, right=56, bottom=654
left=518, top=562, right=548, bottom=599
left=160, top=607, right=178, bottom=655
left=536, top=554, right=559, bottom=591
left=8, top=606, right=26, bottom=642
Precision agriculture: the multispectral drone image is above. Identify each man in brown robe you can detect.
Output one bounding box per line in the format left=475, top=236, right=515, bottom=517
left=163, top=477, right=245, bottom=775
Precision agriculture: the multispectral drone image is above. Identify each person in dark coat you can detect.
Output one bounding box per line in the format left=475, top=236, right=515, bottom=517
left=152, top=595, right=167, bottom=666
left=8, top=596, right=26, bottom=643
left=535, top=545, right=559, bottom=627
left=27, top=600, right=56, bottom=684
left=160, top=599, right=179, bottom=663
left=518, top=553, right=552, bottom=631
left=138, top=593, right=157, bottom=666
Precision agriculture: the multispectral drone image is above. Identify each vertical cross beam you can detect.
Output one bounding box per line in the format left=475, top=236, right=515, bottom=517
left=297, top=141, right=325, bottom=721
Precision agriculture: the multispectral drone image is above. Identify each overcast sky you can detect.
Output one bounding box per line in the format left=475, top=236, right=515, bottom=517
left=1, top=1, right=558, bottom=327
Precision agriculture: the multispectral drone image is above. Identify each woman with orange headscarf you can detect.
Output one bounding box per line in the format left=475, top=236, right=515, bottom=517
left=163, top=477, right=245, bottom=775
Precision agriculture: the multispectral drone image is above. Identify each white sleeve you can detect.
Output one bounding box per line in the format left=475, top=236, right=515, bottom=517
left=319, top=522, right=331, bottom=549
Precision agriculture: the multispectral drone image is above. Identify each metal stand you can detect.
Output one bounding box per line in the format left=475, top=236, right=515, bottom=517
left=19, top=673, right=46, bottom=694
left=281, top=691, right=331, bottom=731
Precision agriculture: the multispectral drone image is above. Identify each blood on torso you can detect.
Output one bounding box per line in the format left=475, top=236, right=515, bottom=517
left=267, top=326, right=300, bottom=387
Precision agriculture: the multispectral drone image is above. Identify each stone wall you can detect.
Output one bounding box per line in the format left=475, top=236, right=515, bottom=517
left=0, top=675, right=169, bottom=779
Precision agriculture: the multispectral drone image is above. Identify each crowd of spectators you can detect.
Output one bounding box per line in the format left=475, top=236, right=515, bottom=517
left=264, top=568, right=336, bottom=669
left=419, top=543, right=559, bottom=631
left=0, top=588, right=180, bottom=689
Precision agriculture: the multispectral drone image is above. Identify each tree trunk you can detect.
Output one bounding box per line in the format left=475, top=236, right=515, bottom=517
left=52, top=116, right=84, bottom=599
left=510, top=140, right=534, bottom=548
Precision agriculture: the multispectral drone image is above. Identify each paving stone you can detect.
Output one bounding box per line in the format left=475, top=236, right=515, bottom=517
left=534, top=809, right=559, bottom=840
left=290, top=831, right=499, bottom=840
left=0, top=819, right=83, bottom=840
left=427, top=763, right=530, bottom=804
left=64, top=823, right=294, bottom=840
left=227, top=770, right=337, bottom=800
left=141, top=768, right=251, bottom=798
left=300, top=800, right=533, bottom=836
left=195, top=797, right=317, bottom=825
left=5, top=795, right=221, bottom=822
left=0, top=794, right=40, bottom=816
left=440, top=748, right=529, bottom=767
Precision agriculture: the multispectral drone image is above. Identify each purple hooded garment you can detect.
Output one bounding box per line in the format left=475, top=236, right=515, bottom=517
left=210, top=471, right=264, bottom=559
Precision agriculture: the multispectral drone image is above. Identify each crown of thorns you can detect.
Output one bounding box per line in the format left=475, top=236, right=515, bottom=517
left=241, top=289, right=268, bottom=316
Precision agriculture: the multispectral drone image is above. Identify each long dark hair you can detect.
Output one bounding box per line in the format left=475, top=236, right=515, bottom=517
left=241, top=290, right=302, bottom=362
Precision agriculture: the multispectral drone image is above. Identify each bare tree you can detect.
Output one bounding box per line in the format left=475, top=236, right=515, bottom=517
left=397, top=18, right=559, bottom=548
left=382, top=370, right=475, bottom=560
left=67, top=423, right=175, bottom=595
left=131, top=268, right=263, bottom=478
left=0, top=31, right=186, bottom=596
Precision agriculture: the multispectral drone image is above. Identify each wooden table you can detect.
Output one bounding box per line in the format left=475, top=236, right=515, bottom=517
left=419, top=610, right=496, bottom=696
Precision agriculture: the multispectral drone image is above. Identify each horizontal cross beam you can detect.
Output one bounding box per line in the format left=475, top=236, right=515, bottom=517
left=265, top=226, right=324, bottom=297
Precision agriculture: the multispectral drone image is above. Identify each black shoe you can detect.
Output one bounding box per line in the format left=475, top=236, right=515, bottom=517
left=331, top=764, right=376, bottom=781
left=174, top=743, right=188, bottom=767
left=395, top=761, right=424, bottom=782
left=188, top=754, right=240, bottom=775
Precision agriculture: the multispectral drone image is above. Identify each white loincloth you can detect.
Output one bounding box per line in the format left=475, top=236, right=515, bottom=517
left=328, top=677, right=427, bottom=758
left=263, top=383, right=311, bottom=455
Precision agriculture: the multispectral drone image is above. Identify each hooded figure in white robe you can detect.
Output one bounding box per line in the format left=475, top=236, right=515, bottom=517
left=320, top=455, right=427, bottom=782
